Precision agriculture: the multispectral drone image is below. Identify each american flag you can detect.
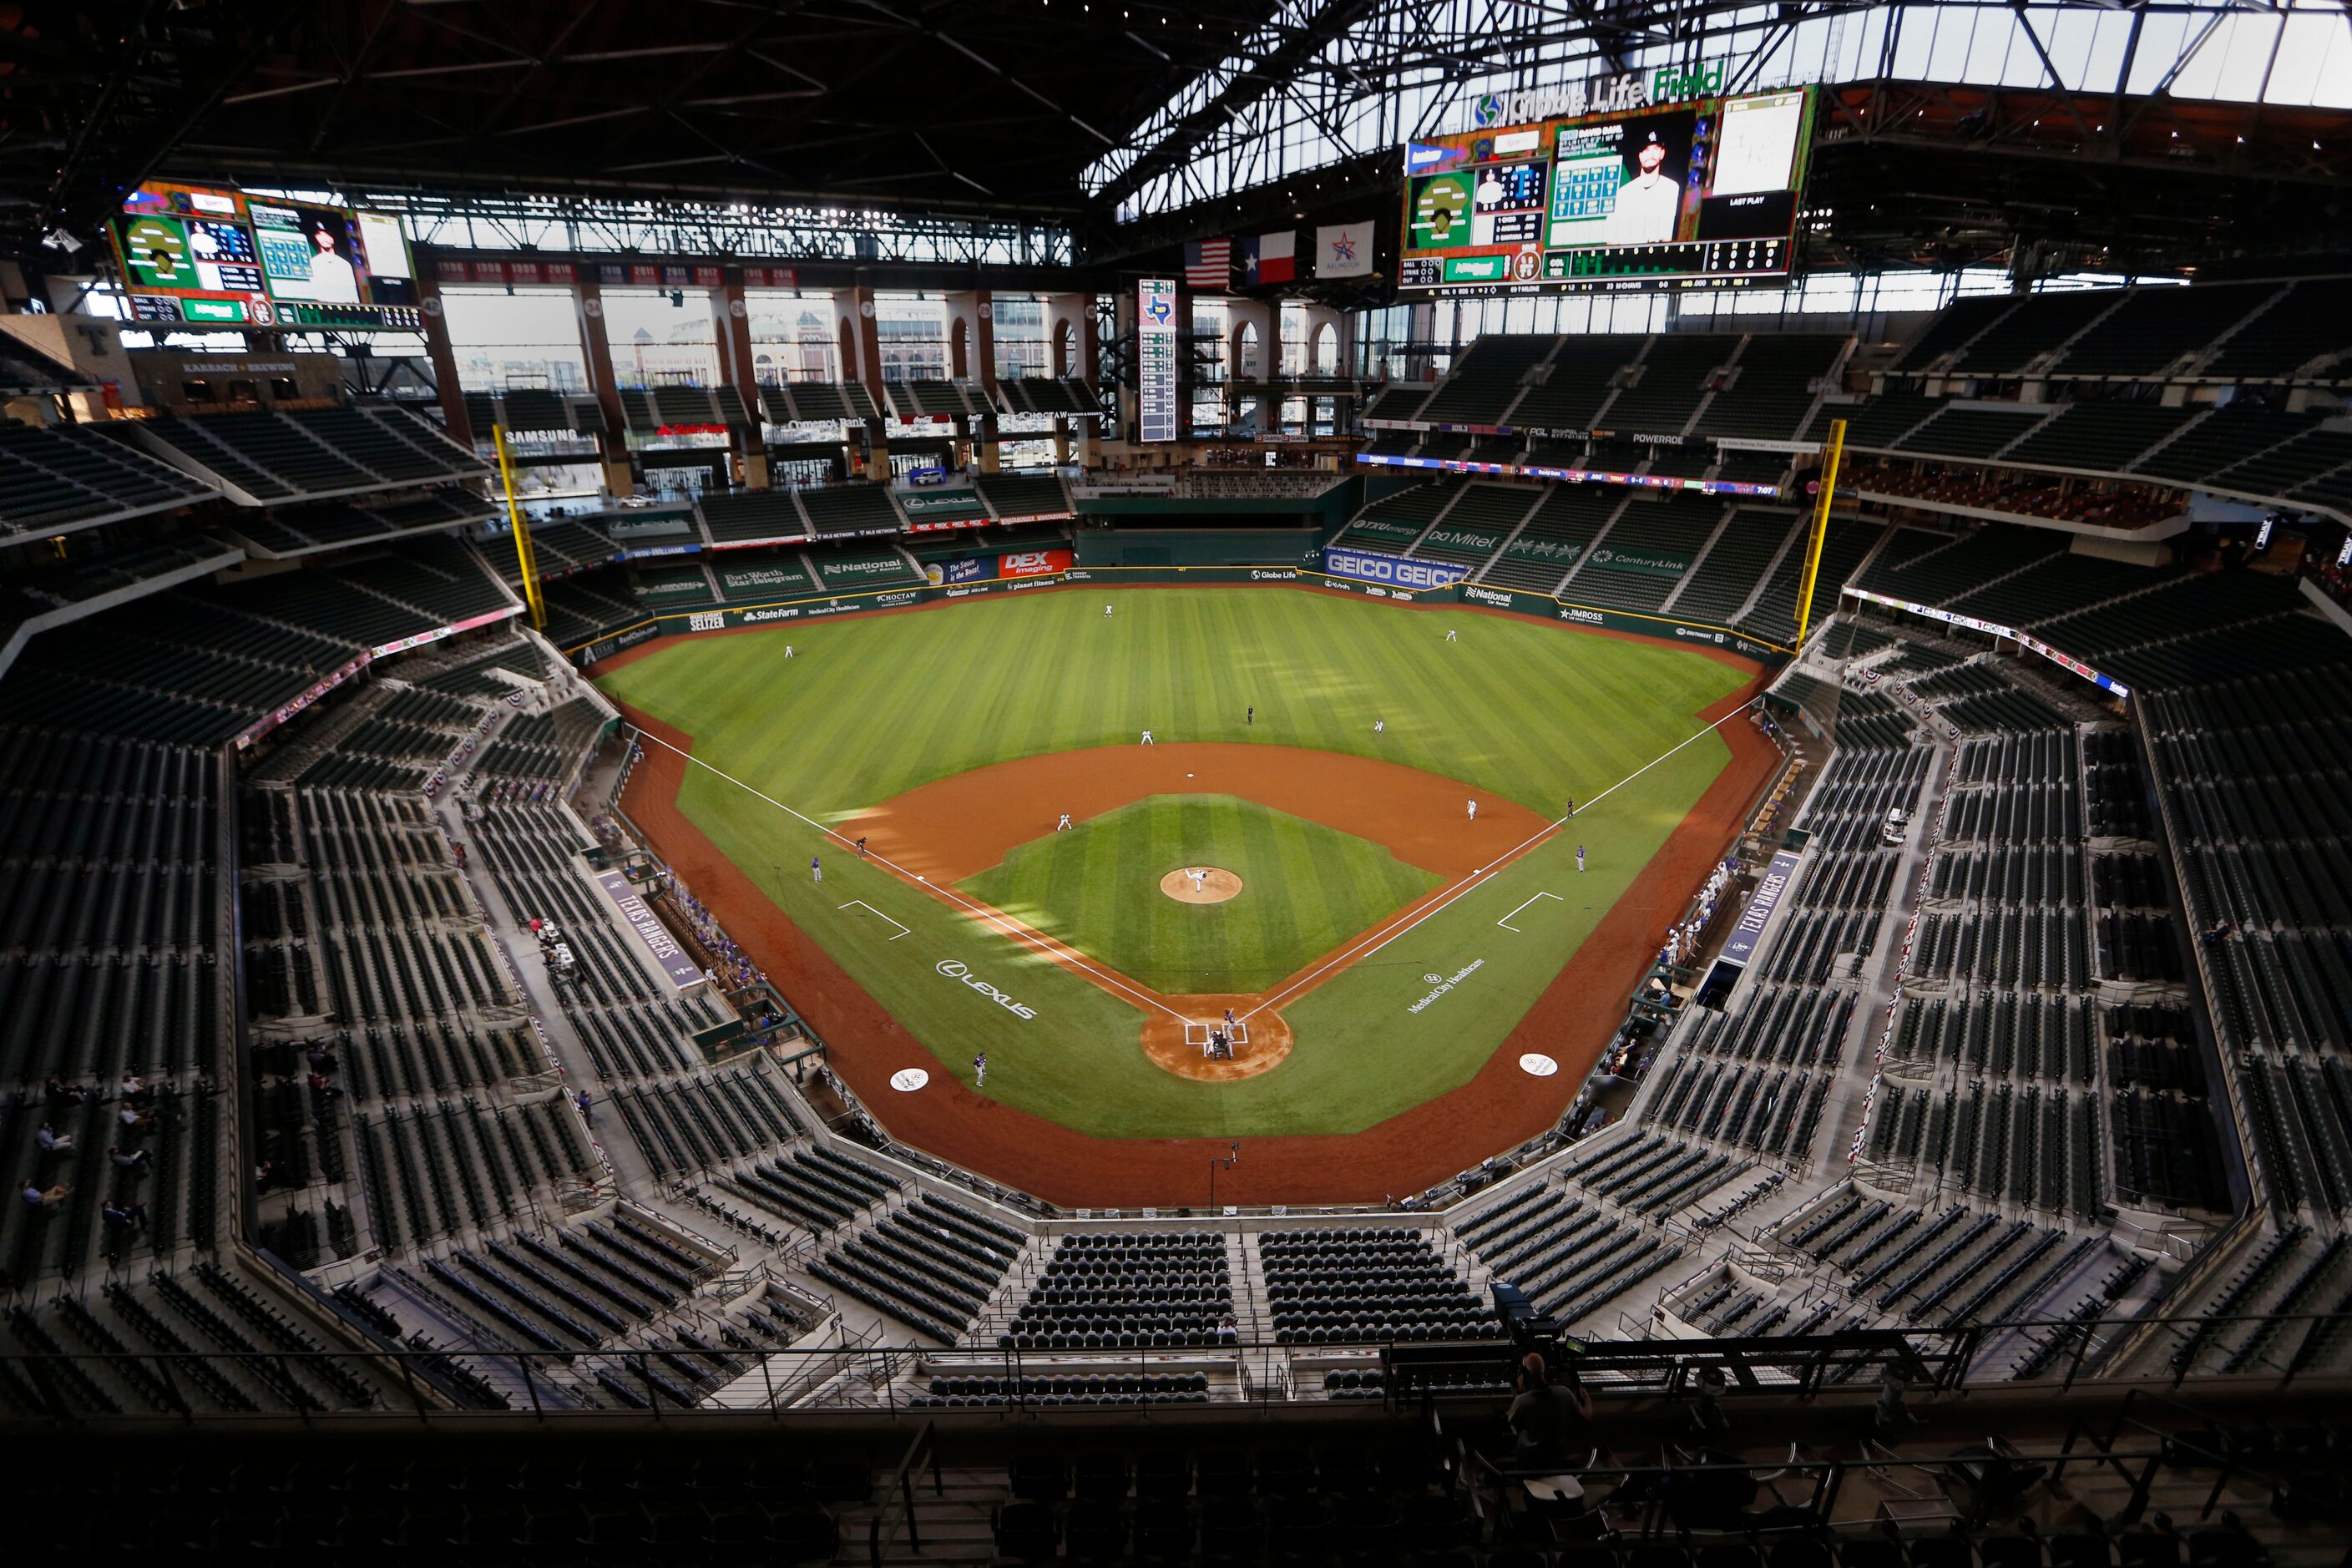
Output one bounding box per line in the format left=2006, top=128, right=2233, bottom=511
left=1184, top=238, right=1232, bottom=289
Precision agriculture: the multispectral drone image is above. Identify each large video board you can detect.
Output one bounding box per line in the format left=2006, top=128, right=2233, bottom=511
left=109, top=182, right=422, bottom=330
left=1399, top=85, right=1814, bottom=295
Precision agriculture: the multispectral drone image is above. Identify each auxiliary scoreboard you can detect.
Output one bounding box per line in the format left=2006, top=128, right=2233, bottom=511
left=1400, top=86, right=1815, bottom=296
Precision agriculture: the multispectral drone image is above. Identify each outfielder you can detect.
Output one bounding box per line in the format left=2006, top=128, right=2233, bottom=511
left=1577, top=845, right=1587, bottom=873
left=1104, top=603, right=1114, bottom=619
left=1373, top=719, right=1384, bottom=734
left=974, top=1052, right=988, bottom=1087
left=811, top=856, right=822, bottom=883
left=1445, top=629, right=1458, bottom=643
left=1141, top=729, right=1154, bottom=745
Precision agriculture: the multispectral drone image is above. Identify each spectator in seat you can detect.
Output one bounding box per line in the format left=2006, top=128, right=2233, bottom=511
left=109, top=1146, right=154, bottom=1173
left=118, top=1103, right=154, bottom=1132
left=21, top=1178, right=69, bottom=1210
left=35, top=1121, right=73, bottom=1154
left=44, top=1076, right=89, bottom=1106
left=102, top=1200, right=148, bottom=1232
left=1506, top=1351, right=1593, bottom=1469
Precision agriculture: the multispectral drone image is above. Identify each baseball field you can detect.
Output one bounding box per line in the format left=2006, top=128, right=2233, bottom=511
left=597, top=584, right=1768, bottom=1196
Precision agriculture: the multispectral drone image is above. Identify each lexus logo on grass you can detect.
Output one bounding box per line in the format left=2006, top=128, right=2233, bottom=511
left=937, top=959, right=1039, bottom=1019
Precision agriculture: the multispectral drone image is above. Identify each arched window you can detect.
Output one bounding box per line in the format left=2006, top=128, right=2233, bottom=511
left=1055, top=319, right=1075, bottom=377
left=1312, top=322, right=1338, bottom=376
left=1235, top=321, right=1261, bottom=380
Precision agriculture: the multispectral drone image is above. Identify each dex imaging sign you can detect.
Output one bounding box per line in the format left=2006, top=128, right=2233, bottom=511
left=1322, top=547, right=1469, bottom=592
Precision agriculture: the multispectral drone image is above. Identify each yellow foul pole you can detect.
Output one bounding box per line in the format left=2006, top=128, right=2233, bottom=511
left=1793, top=416, right=1847, bottom=648
left=493, top=423, right=546, bottom=631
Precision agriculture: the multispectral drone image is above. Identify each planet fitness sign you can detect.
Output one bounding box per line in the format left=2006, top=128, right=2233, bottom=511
left=1321, top=546, right=1470, bottom=592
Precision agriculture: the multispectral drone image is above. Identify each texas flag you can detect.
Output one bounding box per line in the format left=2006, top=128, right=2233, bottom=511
left=1241, top=230, right=1296, bottom=285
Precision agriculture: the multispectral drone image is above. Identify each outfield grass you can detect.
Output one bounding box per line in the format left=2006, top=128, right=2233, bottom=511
left=959, top=794, right=1441, bottom=994
left=597, top=588, right=1750, bottom=1138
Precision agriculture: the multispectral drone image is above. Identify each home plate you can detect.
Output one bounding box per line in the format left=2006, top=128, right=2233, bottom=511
left=1518, top=1054, right=1560, bottom=1077
left=889, top=1068, right=930, bottom=1091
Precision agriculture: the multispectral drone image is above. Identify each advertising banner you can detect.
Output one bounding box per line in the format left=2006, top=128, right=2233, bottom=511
left=1842, top=587, right=2130, bottom=699
left=1718, top=847, right=1802, bottom=969
left=900, top=489, right=986, bottom=516
left=719, top=563, right=811, bottom=594
left=1582, top=544, right=1692, bottom=579
left=943, top=557, right=989, bottom=584
left=1320, top=546, right=1471, bottom=593
left=235, top=653, right=370, bottom=750
left=999, top=547, right=1074, bottom=578
left=594, top=871, right=704, bottom=991
left=370, top=604, right=524, bottom=659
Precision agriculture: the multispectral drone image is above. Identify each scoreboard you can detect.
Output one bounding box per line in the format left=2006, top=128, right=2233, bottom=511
left=109, top=181, right=422, bottom=330
left=1400, top=86, right=1815, bottom=296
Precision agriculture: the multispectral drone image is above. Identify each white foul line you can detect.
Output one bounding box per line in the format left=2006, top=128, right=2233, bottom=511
left=1239, top=698, right=1758, bottom=1023
left=837, top=900, right=911, bottom=940
left=624, top=726, right=1189, bottom=1021
left=1496, top=892, right=1563, bottom=933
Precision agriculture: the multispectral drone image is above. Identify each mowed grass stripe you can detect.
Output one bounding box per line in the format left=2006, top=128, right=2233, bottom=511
left=599, top=589, right=1749, bottom=1137
left=959, top=794, right=1439, bottom=995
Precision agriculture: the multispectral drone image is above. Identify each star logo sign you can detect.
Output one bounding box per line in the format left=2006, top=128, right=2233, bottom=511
left=1328, top=232, right=1358, bottom=264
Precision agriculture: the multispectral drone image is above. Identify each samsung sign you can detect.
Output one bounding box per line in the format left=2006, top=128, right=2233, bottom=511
left=1322, top=547, right=1469, bottom=592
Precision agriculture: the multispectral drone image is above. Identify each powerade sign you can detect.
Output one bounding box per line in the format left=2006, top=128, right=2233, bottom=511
left=1321, top=547, right=1470, bottom=593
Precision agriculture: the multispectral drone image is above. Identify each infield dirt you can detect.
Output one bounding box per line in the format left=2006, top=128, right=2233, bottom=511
left=612, top=680, right=1773, bottom=1206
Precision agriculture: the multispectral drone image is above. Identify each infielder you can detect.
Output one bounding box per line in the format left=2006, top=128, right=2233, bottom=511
left=973, top=1052, right=988, bottom=1087
left=1055, top=813, right=1073, bottom=832
left=1577, top=845, right=1587, bottom=873
left=1467, top=799, right=1478, bottom=822
left=1141, top=729, right=1154, bottom=745
left=811, top=856, right=822, bottom=883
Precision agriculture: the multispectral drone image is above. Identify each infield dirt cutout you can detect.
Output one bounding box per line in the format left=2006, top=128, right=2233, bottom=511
left=839, top=743, right=1545, bottom=1085
left=1159, top=866, right=1242, bottom=904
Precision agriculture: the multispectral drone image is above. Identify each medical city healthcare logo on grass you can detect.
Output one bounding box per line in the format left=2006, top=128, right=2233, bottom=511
left=1408, top=959, right=1485, bottom=1014
left=936, top=959, right=1039, bottom=1020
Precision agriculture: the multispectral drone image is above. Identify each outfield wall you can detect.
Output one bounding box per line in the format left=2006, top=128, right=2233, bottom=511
left=566, top=556, right=1793, bottom=665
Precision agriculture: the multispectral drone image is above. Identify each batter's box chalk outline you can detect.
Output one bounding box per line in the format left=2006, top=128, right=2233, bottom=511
left=837, top=900, right=911, bottom=940
left=1183, top=1020, right=1252, bottom=1048
left=1497, top=891, right=1564, bottom=932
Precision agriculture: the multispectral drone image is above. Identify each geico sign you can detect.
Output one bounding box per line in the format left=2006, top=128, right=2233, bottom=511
left=1325, top=550, right=1464, bottom=591
left=935, top=959, right=1038, bottom=1019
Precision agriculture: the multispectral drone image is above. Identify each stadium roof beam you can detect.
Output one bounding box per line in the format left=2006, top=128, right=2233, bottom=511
left=1085, top=0, right=2352, bottom=224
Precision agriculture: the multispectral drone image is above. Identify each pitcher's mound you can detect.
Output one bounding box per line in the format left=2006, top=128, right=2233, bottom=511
left=1160, top=867, right=1242, bottom=904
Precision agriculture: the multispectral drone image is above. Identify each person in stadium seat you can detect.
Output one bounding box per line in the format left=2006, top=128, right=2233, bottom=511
left=21, top=1178, right=69, bottom=1210
left=1505, top=1350, right=1592, bottom=1469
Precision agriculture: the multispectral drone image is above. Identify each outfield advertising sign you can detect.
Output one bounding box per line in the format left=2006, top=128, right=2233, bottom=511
left=942, top=557, right=989, bottom=584
left=1584, top=545, right=1692, bottom=578
left=1320, top=546, right=1471, bottom=593
left=999, top=548, right=1073, bottom=578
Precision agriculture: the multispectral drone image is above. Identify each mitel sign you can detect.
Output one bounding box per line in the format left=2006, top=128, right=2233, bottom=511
left=1321, top=547, right=1469, bottom=592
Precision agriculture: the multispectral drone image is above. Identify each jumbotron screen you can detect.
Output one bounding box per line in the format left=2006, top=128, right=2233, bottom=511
left=1399, top=86, right=1815, bottom=295
left=108, top=181, right=422, bottom=330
